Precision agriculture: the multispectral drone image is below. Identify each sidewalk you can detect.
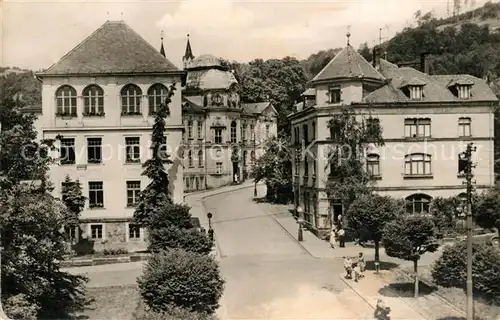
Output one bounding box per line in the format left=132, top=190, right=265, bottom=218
left=340, top=271, right=428, bottom=319
left=259, top=201, right=375, bottom=259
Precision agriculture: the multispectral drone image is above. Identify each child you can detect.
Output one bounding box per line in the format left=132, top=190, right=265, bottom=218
left=353, top=263, right=361, bottom=282
left=358, top=252, right=365, bottom=273
left=344, top=256, right=353, bottom=279
left=329, top=228, right=337, bottom=249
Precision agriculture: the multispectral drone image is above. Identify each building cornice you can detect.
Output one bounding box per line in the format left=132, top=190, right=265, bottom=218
left=40, top=125, right=184, bottom=133
left=36, top=71, right=186, bottom=78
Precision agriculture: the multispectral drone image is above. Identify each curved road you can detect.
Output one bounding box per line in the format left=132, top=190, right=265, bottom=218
left=205, top=185, right=374, bottom=319
left=68, top=185, right=376, bottom=319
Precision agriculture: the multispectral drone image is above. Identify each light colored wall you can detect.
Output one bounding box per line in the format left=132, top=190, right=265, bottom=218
left=291, top=106, right=495, bottom=198
left=37, top=73, right=184, bottom=223
left=315, top=81, right=363, bottom=106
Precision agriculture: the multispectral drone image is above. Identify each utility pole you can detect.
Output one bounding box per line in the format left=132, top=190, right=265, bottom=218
left=253, top=137, right=257, bottom=197
left=458, top=142, right=476, bottom=320
left=379, top=28, right=382, bottom=46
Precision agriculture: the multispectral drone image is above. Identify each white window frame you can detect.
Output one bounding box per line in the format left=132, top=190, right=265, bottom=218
left=216, top=162, right=223, bottom=174
left=126, top=181, right=141, bottom=207
left=458, top=117, right=472, bottom=137
left=458, top=85, right=471, bottom=99
left=88, top=223, right=105, bottom=240
left=197, top=121, right=203, bottom=140
left=404, top=153, right=432, bottom=176
left=126, top=222, right=143, bottom=241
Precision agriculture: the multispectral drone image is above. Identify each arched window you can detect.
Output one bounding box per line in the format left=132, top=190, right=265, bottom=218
left=404, top=153, right=432, bottom=176
left=250, top=150, right=255, bottom=165
left=230, top=121, right=237, bottom=143
left=55, top=85, right=77, bottom=116
left=82, top=85, right=104, bottom=115
left=188, top=150, right=193, bottom=167
left=366, top=153, right=380, bottom=176
left=406, top=193, right=432, bottom=214
left=148, top=83, right=168, bottom=115
left=198, top=150, right=203, bottom=167
left=121, top=84, right=142, bottom=115
left=243, top=150, right=247, bottom=166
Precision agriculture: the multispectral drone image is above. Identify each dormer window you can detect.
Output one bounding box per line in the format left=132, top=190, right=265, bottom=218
left=329, top=86, right=341, bottom=104
left=447, top=79, right=474, bottom=99
left=458, top=85, right=471, bottom=99
left=401, top=77, right=426, bottom=100
left=409, top=85, right=423, bottom=100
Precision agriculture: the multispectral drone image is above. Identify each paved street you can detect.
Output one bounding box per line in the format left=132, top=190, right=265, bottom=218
left=205, top=185, right=375, bottom=319
left=67, top=183, right=446, bottom=319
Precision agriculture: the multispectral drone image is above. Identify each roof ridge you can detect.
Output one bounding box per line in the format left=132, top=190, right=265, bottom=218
left=311, top=47, right=344, bottom=82
left=44, top=21, right=112, bottom=74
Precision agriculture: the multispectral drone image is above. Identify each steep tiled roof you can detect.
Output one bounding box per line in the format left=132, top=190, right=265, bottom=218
left=363, top=64, right=497, bottom=103
left=242, top=102, right=271, bottom=115
left=40, top=21, right=179, bottom=75
left=311, top=45, right=385, bottom=83
left=187, top=54, right=223, bottom=70
left=182, top=96, right=205, bottom=112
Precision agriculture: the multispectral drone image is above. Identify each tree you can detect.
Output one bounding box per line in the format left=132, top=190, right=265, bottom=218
left=61, top=175, right=86, bottom=225
left=474, top=185, right=500, bottom=234
left=235, top=57, right=308, bottom=134
left=431, top=240, right=500, bottom=302
left=0, top=184, right=88, bottom=318
left=138, top=249, right=224, bottom=314
left=253, top=135, right=293, bottom=203
left=326, top=105, right=384, bottom=217
left=429, top=196, right=462, bottom=235
left=133, top=83, right=176, bottom=227
left=357, top=43, right=372, bottom=61
left=346, top=194, right=405, bottom=262
left=383, top=214, right=440, bottom=297
left=149, top=225, right=213, bottom=255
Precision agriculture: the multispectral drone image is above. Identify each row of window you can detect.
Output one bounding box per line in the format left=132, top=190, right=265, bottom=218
left=184, top=120, right=269, bottom=143
left=69, top=180, right=141, bottom=209
left=185, top=149, right=255, bottom=168
left=66, top=223, right=142, bottom=241
left=324, top=84, right=472, bottom=104
left=55, top=83, right=169, bottom=116
left=294, top=116, right=473, bottom=144
left=59, top=137, right=146, bottom=164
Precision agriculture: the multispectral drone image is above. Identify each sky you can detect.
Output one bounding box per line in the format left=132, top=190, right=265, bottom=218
left=0, top=0, right=496, bottom=70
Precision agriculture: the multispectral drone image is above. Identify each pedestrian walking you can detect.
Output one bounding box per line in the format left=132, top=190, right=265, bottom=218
left=344, top=256, right=353, bottom=279
left=329, top=228, right=337, bottom=249
left=358, top=252, right=365, bottom=273
left=338, top=227, right=346, bottom=247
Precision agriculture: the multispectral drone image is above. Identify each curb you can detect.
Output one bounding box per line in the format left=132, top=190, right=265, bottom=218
left=339, top=273, right=428, bottom=319
left=62, top=254, right=150, bottom=268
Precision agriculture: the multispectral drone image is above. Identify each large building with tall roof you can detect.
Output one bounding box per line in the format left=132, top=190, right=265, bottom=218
left=180, top=36, right=278, bottom=191
left=35, top=21, right=184, bottom=252
left=289, top=38, right=498, bottom=237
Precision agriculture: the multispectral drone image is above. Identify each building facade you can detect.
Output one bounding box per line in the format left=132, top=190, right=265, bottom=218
left=289, top=42, right=497, bottom=237
left=35, top=21, right=184, bottom=252
left=180, top=37, right=278, bottom=191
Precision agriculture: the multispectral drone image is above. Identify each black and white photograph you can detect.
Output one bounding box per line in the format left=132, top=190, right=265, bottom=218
left=1, top=0, right=500, bottom=319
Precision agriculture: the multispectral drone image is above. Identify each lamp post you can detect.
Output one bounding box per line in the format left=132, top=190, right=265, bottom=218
left=207, top=212, right=214, bottom=242
left=253, top=137, right=257, bottom=197
left=297, top=206, right=304, bottom=242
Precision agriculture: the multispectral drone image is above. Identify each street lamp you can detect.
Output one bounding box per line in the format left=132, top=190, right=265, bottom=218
left=207, top=212, right=214, bottom=242
left=253, top=138, right=257, bottom=197
left=297, top=206, right=304, bottom=242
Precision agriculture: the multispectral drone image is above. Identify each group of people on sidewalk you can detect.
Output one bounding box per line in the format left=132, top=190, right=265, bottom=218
left=343, top=253, right=365, bottom=282
left=328, top=225, right=346, bottom=248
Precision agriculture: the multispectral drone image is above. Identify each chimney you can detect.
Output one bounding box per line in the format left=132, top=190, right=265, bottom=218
left=420, top=52, right=429, bottom=74
left=372, top=46, right=381, bottom=70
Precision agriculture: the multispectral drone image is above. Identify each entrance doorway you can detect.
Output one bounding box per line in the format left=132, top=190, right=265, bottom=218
left=232, top=162, right=239, bottom=182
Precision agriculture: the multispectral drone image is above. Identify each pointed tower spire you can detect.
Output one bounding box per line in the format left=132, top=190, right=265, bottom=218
left=160, top=30, right=166, bottom=57
left=182, top=34, right=195, bottom=69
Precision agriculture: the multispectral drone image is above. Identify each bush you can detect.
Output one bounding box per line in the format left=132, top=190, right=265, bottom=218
left=138, top=249, right=224, bottom=314
left=149, top=225, right=213, bottom=254
left=3, top=294, right=40, bottom=320
left=149, top=203, right=193, bottom=229
left=431, top=241, right=500, bottom=302
left=103, top=248, right=129, bottom=255
left=133, top=300, right=218, bottom=320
